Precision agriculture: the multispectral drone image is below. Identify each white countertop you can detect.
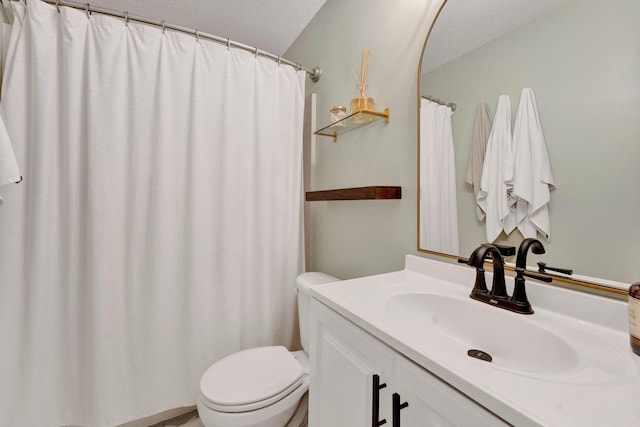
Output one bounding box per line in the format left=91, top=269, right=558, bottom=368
left=310, top=255, right=640, bottom=427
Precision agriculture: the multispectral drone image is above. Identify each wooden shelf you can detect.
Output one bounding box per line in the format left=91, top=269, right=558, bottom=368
left=306, top=186, right=401, bottom=201
left=314, top=108, right=390, bottom=142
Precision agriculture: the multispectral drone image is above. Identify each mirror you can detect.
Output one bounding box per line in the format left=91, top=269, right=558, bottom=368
left=418, top=0, right=640, bottom=289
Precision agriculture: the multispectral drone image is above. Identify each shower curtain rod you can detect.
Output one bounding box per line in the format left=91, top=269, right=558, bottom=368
left=10, top=0, right=322, bottom=82
left=422, top=95, right=457, bottom=112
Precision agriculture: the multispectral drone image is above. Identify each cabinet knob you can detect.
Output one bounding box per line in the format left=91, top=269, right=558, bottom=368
left=392, top=393, right=409, bottom=427
left=372, top=374, right=387, bottom=426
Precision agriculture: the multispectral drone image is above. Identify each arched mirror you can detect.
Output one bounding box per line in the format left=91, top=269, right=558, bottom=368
left=418, top=0, right=639, bottom=292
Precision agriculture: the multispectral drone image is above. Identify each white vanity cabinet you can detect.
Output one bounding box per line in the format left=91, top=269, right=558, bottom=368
left=309, top=299, right=509, bottom=427
left=392, top=354, right=508, bottom=426
left=309, top=297, right=395, bottom=426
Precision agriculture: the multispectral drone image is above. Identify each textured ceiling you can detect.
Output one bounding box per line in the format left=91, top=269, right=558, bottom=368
left=62, top=1, right=570, bottom=73
left=423, top=0, right=570, bottom=73
left=85, top=0, right=327, bottom=56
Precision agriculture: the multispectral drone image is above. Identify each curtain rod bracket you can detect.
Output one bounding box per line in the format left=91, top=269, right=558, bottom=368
left=309, top=66, right=322, bottom=82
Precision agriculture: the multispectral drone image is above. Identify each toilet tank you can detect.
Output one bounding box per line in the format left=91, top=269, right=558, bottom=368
left=296, top=272, right=340, bottom=352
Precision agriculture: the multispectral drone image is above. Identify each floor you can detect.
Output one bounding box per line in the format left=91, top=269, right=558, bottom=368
left=156, top=392, right=308, bottom=427
left=153, top=411, right=203, bottom=427
left=167, top=416, right=204, bottom=427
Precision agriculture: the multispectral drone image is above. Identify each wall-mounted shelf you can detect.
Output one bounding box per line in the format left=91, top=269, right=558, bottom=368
left=306, top=186, right=401, bottom=201
left=314, top=108, right=390, bottom=142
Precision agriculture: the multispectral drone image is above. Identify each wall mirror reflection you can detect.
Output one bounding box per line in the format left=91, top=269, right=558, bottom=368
left=418, top=0, right=639, bottom=287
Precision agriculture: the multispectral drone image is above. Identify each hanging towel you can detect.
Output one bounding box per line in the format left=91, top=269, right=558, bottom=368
left=511, top=88, right=555, bottom=240
left=465, top=102, right=492, bottom=221
left=0, top=107, right=21, bottom=206
left=476, top=95, right=516, bottom=243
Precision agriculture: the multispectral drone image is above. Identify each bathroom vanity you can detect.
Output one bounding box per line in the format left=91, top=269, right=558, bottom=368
left=310, top=296, right=506, bottom=426
left=308, top=255, right=640, bottom=426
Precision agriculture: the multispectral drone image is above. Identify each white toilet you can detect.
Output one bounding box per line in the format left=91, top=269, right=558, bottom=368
left=197, top=272, right=339, bottom=427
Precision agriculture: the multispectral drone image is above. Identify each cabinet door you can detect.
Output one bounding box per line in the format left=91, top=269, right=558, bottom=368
left=392, top=356, right=510, bottom=427
left=309, top=300, right=395, bottom=427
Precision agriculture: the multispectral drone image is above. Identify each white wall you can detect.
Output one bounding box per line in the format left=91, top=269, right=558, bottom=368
left=285, top=0, right=446, bottom=279
left=0, top=5, right=9, bottom=88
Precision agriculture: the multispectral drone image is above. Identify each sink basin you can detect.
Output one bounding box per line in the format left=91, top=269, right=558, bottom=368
left=382, top=292, right=580, bottom=375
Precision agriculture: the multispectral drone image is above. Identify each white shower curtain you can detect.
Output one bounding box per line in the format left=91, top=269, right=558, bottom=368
left=0, top=1, right=305, bottom=426
left=420, top=98, right=459, bottom=254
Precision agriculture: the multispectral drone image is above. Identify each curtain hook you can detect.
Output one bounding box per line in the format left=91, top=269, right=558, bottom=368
left=254, top=47, right=258, bottom=58
left=124, top=11, right=129, bottom=26
left=55, top=0, right=60, bottom=13
left=161, top=20, right=165, bottom=34
left=277, top=56, right=281, bottom=67
left=85, top=3, right=90, bottom=18
left=226, top=37, right=231, bottom=50
left=195, top=29, right=199, bottom=43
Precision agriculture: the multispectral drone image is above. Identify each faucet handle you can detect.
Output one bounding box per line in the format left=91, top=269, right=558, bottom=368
left=537, top=262, right=573, bottom=276
left=493, top=244, right=516, bottom=257
left=522, top=270, right=553, bottom=283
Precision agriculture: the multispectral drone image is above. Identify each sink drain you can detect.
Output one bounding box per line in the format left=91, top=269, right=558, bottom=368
left=467, top=349, right=492, bottom=362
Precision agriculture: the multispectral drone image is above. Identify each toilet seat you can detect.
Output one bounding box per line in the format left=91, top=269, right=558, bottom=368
left=200, top=346, right=304, bottom=413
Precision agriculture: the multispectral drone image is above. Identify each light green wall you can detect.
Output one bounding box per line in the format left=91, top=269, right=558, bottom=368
left=422, top=0, right=640, bottom=283
left=285, top=0, right=446, bottom=279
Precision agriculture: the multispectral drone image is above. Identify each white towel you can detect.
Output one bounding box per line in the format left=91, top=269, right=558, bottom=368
left=465, top=102, right=492, bottom=221
left=0, top=107, right=21, bottom=206
left=476, top=95, right=516, bottom=243
left=511, top=88, right=555, bottom=240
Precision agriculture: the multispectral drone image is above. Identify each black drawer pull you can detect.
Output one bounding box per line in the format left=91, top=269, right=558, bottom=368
left=372, top=374, right=387, bottom=426
left=392, top=392, right=409, bottom=427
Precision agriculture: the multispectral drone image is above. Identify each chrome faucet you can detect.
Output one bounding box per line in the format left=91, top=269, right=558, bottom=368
left=467, top=240, right=552, bottom=314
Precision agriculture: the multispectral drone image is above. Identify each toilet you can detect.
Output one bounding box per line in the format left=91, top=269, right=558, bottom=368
left=197, top=272, right=339, bottom=427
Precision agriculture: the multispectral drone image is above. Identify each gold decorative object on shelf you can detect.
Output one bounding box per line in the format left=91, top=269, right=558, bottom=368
left=313, top=49, right=389, bottom=142
left=350, top=97, right=376, bottom=123
left=314, top=107, right=390, bottom=142
left=350, top=48, right=375, bottom=124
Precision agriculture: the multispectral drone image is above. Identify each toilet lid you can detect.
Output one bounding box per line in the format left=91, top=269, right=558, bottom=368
left=200, top=346, right=304, bottom=412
